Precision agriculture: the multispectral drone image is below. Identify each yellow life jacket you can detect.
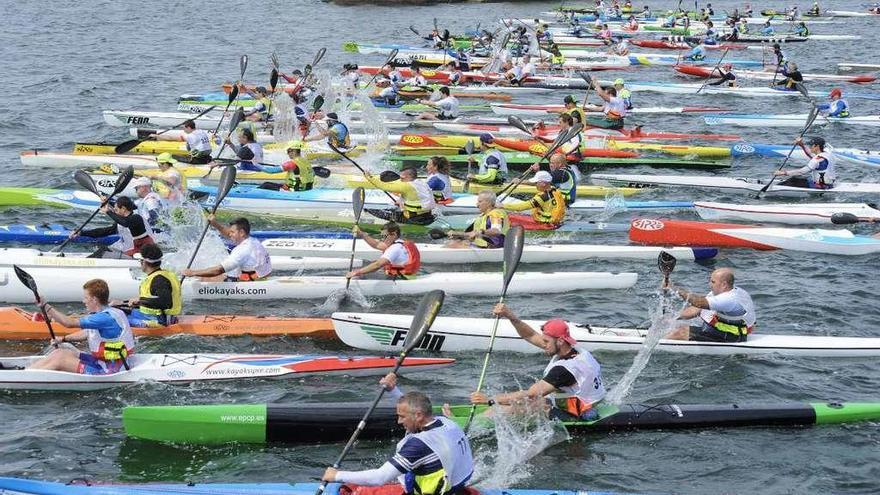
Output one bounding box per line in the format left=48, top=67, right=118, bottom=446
left=138, top=269, right=182, bottom=317
left=287, top=157, right=315, bottom=190
left=530, top=187, right=566, bottom=224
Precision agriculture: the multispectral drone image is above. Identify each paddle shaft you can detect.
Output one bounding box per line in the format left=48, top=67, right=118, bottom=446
left=696, top=48, right=730, bottom=94
left=330, top=146, right=399, bottom=203
left=463, top=295, right=506, bottom=433
left=756, top=109, right=819, bottom=197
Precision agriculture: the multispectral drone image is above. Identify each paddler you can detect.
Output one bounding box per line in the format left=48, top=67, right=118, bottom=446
left=555, top=113, right=584, bottom=162
left=786, top=5, right=800, bottom=21
left=819, top=88, right=850, bottom=118
left=772, top=61, right=804, bottom=90
left=638, top=5, right=652, bottom=18
left=365, top=167, right=437, bottom=223
left=684, top=42, right=707, bottom=61
left=245, top=86, right=274, bottom=123
left=597, top=24, right=614, bottom=45
left=467, top=134, right=508, bottom=185
left=322, top=388, right=474, bottom=495
left=808, top=1, right=821, bottom=16
left=340, top=63, right=361, bottom=91
left=608, top=37, right=630, bottom=56
left=468, top=303, right=606, bottom=421
left=28, top=279, right=135, bottom=375
left=226, top=128, right=264, bottom=171
left=771, top=43, right=788, bottom=67
left=112, top=244, right=182, bottom=328
left=444, top=190, right=509, bottom=249
left=161, top=119, right=212, bottom=164
left=707, top=63, right=737, bottom=87
left=346, top=222, right=421, bottom=280
left=562, top=95, right=585, bottom=124
left=624, top=15, right=639, bottom=31
left=744, top=2, right=753, bottom=17
left=548, top=44, right=566, bottom=69
left=737, top=17, right=750, bottom=34
left=662, top=10, right=677, bottom=27
left=664, top=268, right=757, bottom=342
left=584, top=75, right=626, bottom=129
left=703, top=20, right=718, bottom=45
left=794, top=21, right=809, bottom=37
left=73, top=196, right=155, bottom=258
left=181, top=216, right=272, bottom=281
left=376, top=64, right=404, bottom=105
left=417, top=86, right=460, bottom=121
left=761, top=19, right=775, bottom=35
left=154, top=153, right=186, bottom=204
left=425, top=156, right=453, bottom=206
left=613, top=78, right=633, bottom=110
left=132, top=176, right=163, bottom=230
left=304, top=112, right=352, bottom=152
left=501, top=171, right=566, bottom=227
left=255, top=141, right=315, bottom=191
left=774, top=136, right=836, bottom=189
left=531, top=153, right=578, bottom=206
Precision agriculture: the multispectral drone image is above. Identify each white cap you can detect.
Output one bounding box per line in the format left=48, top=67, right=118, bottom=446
left=529, top=171, right=553, bottom=184
left=132, top=177, right=152, bottom=188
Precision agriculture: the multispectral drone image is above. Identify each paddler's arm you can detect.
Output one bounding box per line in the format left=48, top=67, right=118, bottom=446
left=323, top=462, right=402, bottom=485
left=36, top=301, right=84, bottom=331
left=469, top=167, right=498, bottom=183
left=181, top=265, right=226, bottom=278
left=206, top=213, right=234, bottom=239
left=353, top=227, right=391, bottom=251
left=500, top=197, right=536, bottom=212
left=673, top=287, right=711, bottom=310
left=492, top=303, right=546, bottom=347
left=590, top=76, right=612, bottom=102
left=364, top=174, right=411, bottom=194
left=471, top=380, right=556, bottom=406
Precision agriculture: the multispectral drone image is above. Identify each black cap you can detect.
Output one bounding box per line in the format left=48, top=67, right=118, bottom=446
left=807, top=136, right=826, bottom=148
left=327, top=112, right=339, bottom=121
left=564, top=95, right=577, bottom=104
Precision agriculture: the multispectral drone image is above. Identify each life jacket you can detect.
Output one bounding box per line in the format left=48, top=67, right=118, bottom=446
left=530, top=188, right=567, bottom=225
left=384, top=240, right=421, bottom=278
left=138, top=269, right=182, bottom=318
left=114, top=214, right=155, bottom=257
left=554, top=167, right=577, bottom=205
left=542, top=346, right=606, bottom=417
left=427, top=173, right=453, bottom=205
left=565, top=107, right=585, bottom=125
left=407, top=180, right=437, bottom=216
left=396, top=416, right=474, bottom=495
left=474, top=208, right=509, bottom=248
left=87, top=307, right=135, bottom=363
left=257, top=96, right=274, bottom=119
left=285, top=157, right=316, bottom=190
left=809, top=151, right=836, bottom=188
left=550, top=53, right=566, bottom=65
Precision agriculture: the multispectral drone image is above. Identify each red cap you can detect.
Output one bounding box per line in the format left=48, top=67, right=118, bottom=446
left=541, top=319, right=577, bottom=346
left=829, top=88, right=842, bottom=98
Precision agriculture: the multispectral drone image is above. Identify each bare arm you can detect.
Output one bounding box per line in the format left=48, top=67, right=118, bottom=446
left=493, top=303, right=546, bottom=348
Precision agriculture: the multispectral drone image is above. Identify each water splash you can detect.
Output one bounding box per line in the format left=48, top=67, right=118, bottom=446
left=152, top=202, right=231, bottom=273
left=604, top=290, right=685, bottom=405
left=598, top=188, right=628, bottom=220
left=312, top=286, right=373, bottom=315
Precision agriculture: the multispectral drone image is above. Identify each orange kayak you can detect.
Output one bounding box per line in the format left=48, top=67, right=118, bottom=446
left=0, top=307, right=335, bottom=340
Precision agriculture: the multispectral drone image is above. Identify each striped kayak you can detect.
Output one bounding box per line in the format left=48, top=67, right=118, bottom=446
left=386, top=151, right=730, bottom=171
left=332, top=313, right=880, bottom=357
left=626, top=81, right=880, bottom=100
left=605, top=141, right=733, bottom=159
left=489, top=103, right=730, bottom=117
left=833, top=149, right=880, bottom=168
left=0, top=224, right=352, bottom=245
left=0, top=247, right=360, bottom=272
left=0, top=354, right=453, bottom=391
left=560, top=50, right=765, bottom=67
left=0, top=480, right=639, bottom=495
left=261, top=238, right=717, bottom=264
left=632, top=39, right=746, bottom=50
left=629, top=218, right=880, bottom=255
left=704, top=113, right=880, bottom=127
left=121, top=400, right=880, bottom=444
left=838, top=62, right=880, bottom=72
left=591, top=173, right=880, bottom=196
left=694, top=201, right=880, bottom=225
left=674, top=64, right=878, bottom=84
left=0, top=306, right=333, bottom=340
left=0, top=266, right=638, bottom=303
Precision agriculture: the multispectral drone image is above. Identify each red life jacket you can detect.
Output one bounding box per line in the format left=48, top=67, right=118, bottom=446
left=384, top=240, right=421, bottom=278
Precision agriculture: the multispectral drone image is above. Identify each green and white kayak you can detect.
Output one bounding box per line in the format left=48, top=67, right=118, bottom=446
left=386, top=152, right=731, bottom=170
left=122, top=400, right=880, bottom=444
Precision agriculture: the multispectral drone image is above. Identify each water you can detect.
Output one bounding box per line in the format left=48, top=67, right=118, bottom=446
left=1, top=0, right=880, bottom=493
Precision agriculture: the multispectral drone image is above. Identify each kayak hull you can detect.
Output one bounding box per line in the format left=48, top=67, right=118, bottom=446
left=694, top=201, right=880, bottom=225
left=592, top=173, right=880, bottom=196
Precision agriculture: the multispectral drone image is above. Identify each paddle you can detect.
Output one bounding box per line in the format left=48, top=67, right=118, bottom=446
left=53, top=166, right=135, bottom=254
left=114, top=104, right=217, bottom=154
left=13, top=265, right=57, bottom=346
left=210, top=54, right=249, bottom=136
left=755, top=102, right=819, bottom=199
left=497, top=122, right=583, bottom=202
left=344, top=187, right=366, bottom=292
left=263, top=67, right=281, bottom=122
left=315, top=289, right=446, bottom=495
left=463, top=224, right=525, bottom=433
left=576, top=71, right=593, bottom=112
left=696, top=47, right=730, bottom=94
left=327, top=142, right=398, bottom=203
left=463, top=140, right=476, bottom=192
left=363, top=49, right=400, bottom=89
left=831, top=213, right=862, bottom=225
left=658, top=251, right=677, bottom=288
left=409, top=25, right=422, bottom=38
left=507, top=115, right=534, bottom=137
left=208, top=106, right=245, bottom=165
left=180, top=165, right=237, bottom=284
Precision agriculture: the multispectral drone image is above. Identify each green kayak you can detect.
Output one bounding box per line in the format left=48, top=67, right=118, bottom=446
left=386, top=152, right=729, bottom=170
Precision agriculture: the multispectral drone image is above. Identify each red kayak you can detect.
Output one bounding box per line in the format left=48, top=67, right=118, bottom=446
left=628, top=218, right=774, bottom=250
left=674, top=64, right=878, bottom=84
left=632, top=40, right=745, bottom=50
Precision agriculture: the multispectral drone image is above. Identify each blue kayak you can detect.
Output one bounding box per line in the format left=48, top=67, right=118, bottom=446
left=0, top=479, right=644, bottom=495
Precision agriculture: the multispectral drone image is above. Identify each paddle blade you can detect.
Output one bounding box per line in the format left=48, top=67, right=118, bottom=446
left=804, top=104, right=820, bottom=129
left=429, top=228, right=448, bottom=240
left=576, top=70, right=593, bottom=85
left=313, top=48, right=327, bottom=67
left=240, top=55, right=249, bottom=79
left=464, top=140, right=475, bottom=156
left=507, top=115, right=530, bottom=134
left=113, top=166, right=135, bottom=195
left=349, top=187, right=365, bottom=224
left=386, top=49, right=400, bottom=65
left=658, top=251, right=677, bottom=276
left=379, top=170, right=401, bottom=182
left=228, top=84, right=240, bottom=104
left=114, top=139, right=142, bottom=154
left=312, top=95, right=325, bottom=112
left=73, top=170, right=99, bottom=195
left=270, top=68, right=280, bottom=91
left=212, top=165, right=237, bottom=212
left=501, top=225, right=525, bottom=292
left=12, top=265, right=37, bottom=294
left=794, top=82, right=810, bottom=99
left=830, top=212, right=859, bottom=225
left=313, top=166, right=331, bottom=179
left=228, top=107, right=245, bottom=134
left=409, top=25, right=421, bottom=36
left=271, top=52, right=279, bottom=70
left=404, top=290, right=445, bottom=351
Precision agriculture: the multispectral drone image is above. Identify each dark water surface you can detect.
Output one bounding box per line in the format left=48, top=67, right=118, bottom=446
left=1, top=1, right=879, bottom=494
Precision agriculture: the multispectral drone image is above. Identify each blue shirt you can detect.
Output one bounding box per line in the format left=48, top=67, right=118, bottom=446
left=80, top=310, right=125, bottom=340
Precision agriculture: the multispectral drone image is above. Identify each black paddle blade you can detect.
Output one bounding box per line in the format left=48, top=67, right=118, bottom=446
left=352, top=187, right=366, bottom=223
left=113, top=166, right=135, bottom=195
left=270, top=68, right=280, bottom=91
left=409, top=25, right=421, bottom=36
left=830, top=212, right=859, bottom=225
left=576, top=70, right=593, bottom=85
left=428, top=228, right=448, bottom=240
left=212, top=165, right=237, bottom=213
left=404, top=290, right=445, bottom=351
left=240, top=54, right=249, bottom=79
left=228, top=84, right=240, bottom=104
left=229, top=107, right=245, bottom=133
left=379, top=170, right=401, bottom=182
left=507, top=115, right=530, bottom=134
left=804, top=104, right=820, bottom=128
left=501, top=225, right=525, bottom=293
left=386, top=49, right=400, bottom=65
left=313, top=166, right=331, bottom=179
left=303, top=64, right=313, bottom=78
left=114, top=139, right=142, bottom=154
left=658, top=251, right=678, bottom=276
left=12, top=265, right=37, bottom=294
left=313, top=48, right=327, bottom=67
left=795, top=82, right=810, bottom=99
left=73, top=170, right=99, bottom=195
left=312, top=95, right=325, bottom=112
left=433, top=17, right=438, bottom=30
left=271, top=52, right=279, bottom=70
left=464, top=140, right=475, bottom=156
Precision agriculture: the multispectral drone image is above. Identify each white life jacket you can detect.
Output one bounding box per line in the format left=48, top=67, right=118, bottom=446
left=480, top=149, right=509, bottom=174
left=427, top=172, right=453, bottom=202
left=395, top=416, right=474, bottom=494
left=412, top=179, right=439, bottom=211
left=542, top=346, right=606, bottom=406
left=85, top=307, right=136, bottom=358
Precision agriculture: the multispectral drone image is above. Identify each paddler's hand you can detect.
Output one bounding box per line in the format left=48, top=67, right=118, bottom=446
left=794, top=137, right=804, bottom=145
left=466, top=174, right=475, bottom=180
left=380, top=372, right=398, bottom=390
left=68, top=230, right=79, bottom=239
left=322, top=467, right=338, bottom=482
left=470, top=391, right=491, bottom=405
left=773, top=170, right=787, bottom=177
left=351, top=226, right=363, bottom=238
left=346, top=269, right=361, bottom=279
left=99, top=203, right=110, bottom=214
left=181, top=269, right=196, bottom=277
left=492, top=302, right=516, bottom=321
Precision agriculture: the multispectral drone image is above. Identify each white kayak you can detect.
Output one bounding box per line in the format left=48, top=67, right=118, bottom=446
left=0, top=267, right=638, bottom=303
left=826, top=10, right=878, bottom=17
left=591, top=173, right=880, bottom=197
left=694, top=201, right=880, bottom=225
left=705, top=226, right=880, bottom=255
left=627, top=81, right=880, bottom=100
left=489, top=103, right=724, bottom=117
left=0, top=248, right=360, bottom=272
left=103, top=110, right=237, bottom=130
left=331, top=313, right=880, bottom=357
left=838, top=63, right=880, bottom=72
left=704, top=113, right=880, bottom=127
left=0, top=353, right=454, bottom=391
left=261, top=238, right=715, bottom=264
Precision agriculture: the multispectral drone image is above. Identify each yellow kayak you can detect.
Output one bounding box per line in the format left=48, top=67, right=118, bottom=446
left=607, top=141, right=732, bottom=159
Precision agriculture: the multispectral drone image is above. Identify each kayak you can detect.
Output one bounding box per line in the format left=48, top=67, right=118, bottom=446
left=562, top=50, right=765, bottom=67
left=605, top=141, right=733, bottom=159
left=0, top=266, right=639, bottom=303
left=626, top=81, right=880, bottom=100
left=0, top=354, right=454, bottom=391
left=591, top=173, right=880, bottom=196
left=631, top=39, right=745, bottom=50
left=833, top=149, right=880, bottom=168
left=827, top=10, right=880, bottom=16
left=666, top=34, right=806, bottom=43
left=0, top=223, right=352, bottom=245
left=445, top=122, right=742, bottom=144
left=103, top=109, right=236, bottom=129
left=121, top=400, right=880, bottom=444
left=0, top=306, right=334, bottom=340
left=694, top=201, right=880, bottom=225
left=673, top=64, right=878, bottom=84
left=386, top=151, right=730, bottom=171
left=489, top=103, right=730, bottom=117
left=261, top=238, right=717, bottom=264
left=0, top=479, right=638, bottom=495
left=629, top=218, right=880, bottom=255
left=704, top=113, right=880, bottom=127
left=331, top=313, right=880, bottom=357
left=838, top=62, right=880, bottom=72
left=0, top=247, right=359, bottom=272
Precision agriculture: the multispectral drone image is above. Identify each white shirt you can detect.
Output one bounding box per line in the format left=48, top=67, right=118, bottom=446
left=603, top=96, right=627, bottom=118
left=700, top=286, right=757, bottom=329
left=221, top=236, right=272, bottom=278
left=185, top=129, right=212, bottom=153
left=381, top=241, right=410, bottom=266
left=137, top=191, right=164, bottom=228
left=435, top=95, right=459, bottom=118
